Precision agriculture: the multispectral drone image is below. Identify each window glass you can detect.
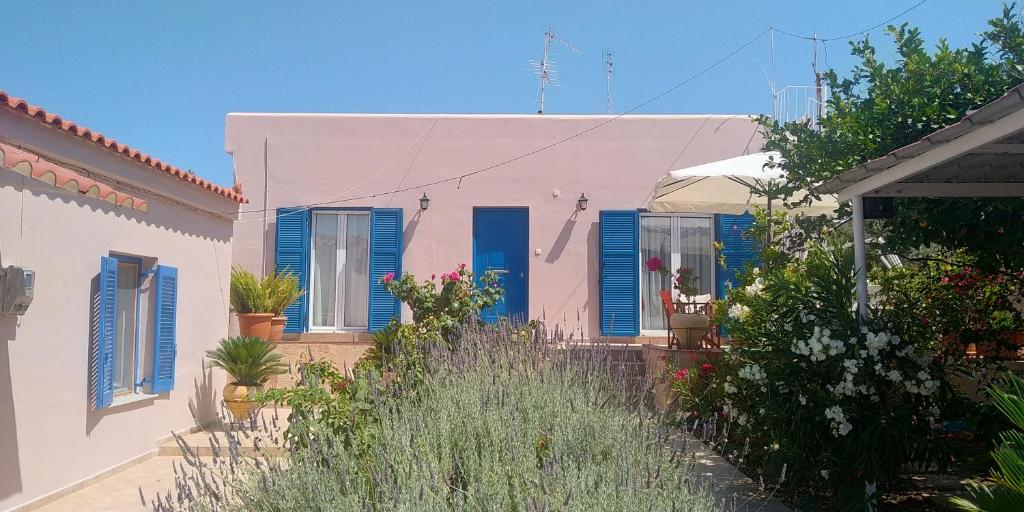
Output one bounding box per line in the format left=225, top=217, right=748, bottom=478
left=312, top=214, right=339, bottom=328
left=114, top=262, right=138, bottom=394
left=677, top=217, right=714, bottom=298
left=343, top=214, right=370, bottom=328
left=640, top=216, right=715, bottom=331
left=310, top=212, right=371, bottom=330
left=640, top=217, right=672, bottom=331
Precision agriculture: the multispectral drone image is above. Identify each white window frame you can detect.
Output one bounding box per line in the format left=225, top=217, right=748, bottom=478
left=307, top=210, right=371, bottom=332
left=638, top=213, right=716, bottom=336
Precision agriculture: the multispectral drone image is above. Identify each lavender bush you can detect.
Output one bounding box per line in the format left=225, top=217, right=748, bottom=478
left=160, top=325, right=718, bottom=511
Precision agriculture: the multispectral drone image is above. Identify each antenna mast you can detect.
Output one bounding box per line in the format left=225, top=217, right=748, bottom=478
left=530, top=25, right=582, bottom=114
left=603, top=49, right=614, bottom=114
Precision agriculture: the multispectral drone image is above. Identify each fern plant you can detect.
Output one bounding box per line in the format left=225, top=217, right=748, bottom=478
left=263, top=271, right=304, bottom=317
left=230, top=267, right=269, bottom=314
left=206, top=336, right=286, bottom=386
left=952, top=373, right=1024, bottom=511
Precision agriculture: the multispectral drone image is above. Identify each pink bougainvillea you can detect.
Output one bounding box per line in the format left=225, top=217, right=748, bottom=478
left=382, top=272, right=395, bottom=284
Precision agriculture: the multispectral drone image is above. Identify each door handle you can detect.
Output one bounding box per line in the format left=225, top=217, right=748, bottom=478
left=490, top=269, right=510, bottom=275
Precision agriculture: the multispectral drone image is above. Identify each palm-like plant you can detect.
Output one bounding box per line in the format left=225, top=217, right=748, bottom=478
left=206, top=336, right=286, bottom=386
left=263, top=271, right=304, bottom=317
left=230, top=267, right=269, bottom=314
left=952, top=373, right=1024, bottom=511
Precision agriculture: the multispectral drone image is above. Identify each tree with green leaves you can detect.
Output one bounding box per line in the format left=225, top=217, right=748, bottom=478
left=759, top=4, right=1024, bottom=274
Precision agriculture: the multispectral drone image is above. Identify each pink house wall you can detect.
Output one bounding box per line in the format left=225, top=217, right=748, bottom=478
left=226, top=113, right=760, bottom=337
left=0, top=108, right=237, bottom=510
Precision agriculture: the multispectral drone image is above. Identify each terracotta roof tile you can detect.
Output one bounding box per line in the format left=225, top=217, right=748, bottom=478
left=0, top=90, right=248, bottom=204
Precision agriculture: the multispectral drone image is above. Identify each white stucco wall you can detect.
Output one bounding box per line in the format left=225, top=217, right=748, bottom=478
left=0, top=108, right=237, bottom=510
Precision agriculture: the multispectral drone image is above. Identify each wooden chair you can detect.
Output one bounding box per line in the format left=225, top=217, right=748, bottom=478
left=658, top=290, right=679, bottom=349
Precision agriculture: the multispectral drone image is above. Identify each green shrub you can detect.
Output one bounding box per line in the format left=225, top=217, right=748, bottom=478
left=230, top=267, right=269, bottom=314
left=172, top=327, right=718, bottom=511
left=952, top=373, right=1024, bottom=511
left=262, top=270, right=304, bottom=317
left=205, top=336, right=286, bottom=386
left=381, top=264, right=503, bottom=343
left=713, top=232, right=950, bottom=510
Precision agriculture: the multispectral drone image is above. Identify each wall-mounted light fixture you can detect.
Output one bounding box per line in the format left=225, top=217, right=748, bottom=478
left=577, top=193, right=589, bottom=211
left=419, top=192, right=431, bottom=211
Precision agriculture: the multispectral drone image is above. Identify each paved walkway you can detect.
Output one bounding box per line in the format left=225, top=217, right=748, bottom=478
left=34, top=457, right=184, bottom=512
left=670, top=432, right=791, bottom=511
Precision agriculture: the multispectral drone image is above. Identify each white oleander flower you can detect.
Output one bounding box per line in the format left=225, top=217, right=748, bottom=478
left=728, top=303, right=751, bottom=320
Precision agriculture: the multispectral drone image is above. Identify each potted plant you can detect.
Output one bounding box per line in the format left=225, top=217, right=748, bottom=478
left=231, top=267, right=272, bottom=339
left=264, top=271, right=304, bottom=342
left=646, top=257, right=709, bottom=347
left=206, top=336, right=286, bottom=421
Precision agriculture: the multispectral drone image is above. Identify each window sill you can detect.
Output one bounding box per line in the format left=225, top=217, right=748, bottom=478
left=110, top=393, right=159, bottom=409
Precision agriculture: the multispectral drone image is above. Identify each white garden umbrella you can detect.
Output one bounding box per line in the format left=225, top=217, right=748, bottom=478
left=649, top=152, right=838, bottom=216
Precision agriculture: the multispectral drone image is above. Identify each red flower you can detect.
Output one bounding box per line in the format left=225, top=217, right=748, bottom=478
left=382, top=272, right=395, bottom=284
left=646, top=256, right=664, bottom=272
left=700, top=362, right=715, bottom=374
left=674, top=368, right=689, bottom=381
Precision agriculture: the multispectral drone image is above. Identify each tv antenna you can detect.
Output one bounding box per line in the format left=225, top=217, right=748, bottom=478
left=603, top=49, right=614, bottom=113
left=530, top=25, right=583, bottom=114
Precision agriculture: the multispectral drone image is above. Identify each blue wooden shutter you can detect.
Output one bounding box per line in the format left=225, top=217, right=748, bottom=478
left=275, top=208, right=311, bottom=333
left=151, top=265, right=178, bottom=393
left=95, top=256, right=118, bottom=409
left=368, top=208, right=403, bottom=332
left=715, top=213, right=759, bottom=298
left=599, top=210, right=639, bottom=336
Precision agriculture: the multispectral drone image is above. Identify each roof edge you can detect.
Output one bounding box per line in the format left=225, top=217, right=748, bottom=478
left=1, top=90, right=248, bottom=204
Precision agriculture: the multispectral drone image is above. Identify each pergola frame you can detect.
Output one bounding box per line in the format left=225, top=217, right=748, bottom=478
left=816, top=85, right=1024, bottom=318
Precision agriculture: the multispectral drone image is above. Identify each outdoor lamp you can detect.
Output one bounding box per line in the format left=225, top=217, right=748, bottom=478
left=577, top=193, right=589, bottom=211
left=419, top=193, right=430, bottom=211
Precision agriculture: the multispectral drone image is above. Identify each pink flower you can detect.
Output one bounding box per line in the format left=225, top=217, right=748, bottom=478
left=382, top=272, right=394, bottom=284
left=646, top=256, right=664, bottom=272
left=700, top=362, right=714, bottom=374
left=431, top=273, right=436, bottom=280
left=674, top=368, right=689, bottom=381
left=459, top=263, right=467, bottom=269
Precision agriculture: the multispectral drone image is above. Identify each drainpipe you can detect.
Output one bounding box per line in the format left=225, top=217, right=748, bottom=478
left=852, top=194, right=868, bottom=321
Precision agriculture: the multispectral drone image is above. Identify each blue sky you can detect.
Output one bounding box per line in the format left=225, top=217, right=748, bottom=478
left=1, top=1, right=1006, bottom=186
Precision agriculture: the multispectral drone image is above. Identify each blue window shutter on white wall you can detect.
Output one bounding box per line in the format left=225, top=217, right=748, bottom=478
left=368, top=208, right=403, bottom=332
left=275, top=208, right=311, bottom=333
left=715, top=213, right=759, bottom=299
left=599, top=210, right=639, bottom=337
left=95, top=256, right=118, bottom=409
left=151, top=265, right=178, bottom=393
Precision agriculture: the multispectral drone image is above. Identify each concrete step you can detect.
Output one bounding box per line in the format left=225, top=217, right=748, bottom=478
left=159, top=407, right=290, bottom=458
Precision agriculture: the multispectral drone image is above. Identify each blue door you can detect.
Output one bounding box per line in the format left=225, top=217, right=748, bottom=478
left=473, top=208, right=529, bottom=323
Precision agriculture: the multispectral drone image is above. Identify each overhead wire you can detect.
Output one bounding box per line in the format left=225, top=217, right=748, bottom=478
left=229, top=1, right=931, bottom=222
left=773, top=0, right=930, bottom=42
left=229, top=28, right=773, bottom=221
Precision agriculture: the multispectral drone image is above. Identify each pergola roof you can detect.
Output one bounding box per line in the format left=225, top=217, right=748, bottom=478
left=817, top=83, right=1024, bottom=201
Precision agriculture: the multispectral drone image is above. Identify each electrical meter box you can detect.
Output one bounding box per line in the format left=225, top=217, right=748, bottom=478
left=0, top=266, right=34, bottom=315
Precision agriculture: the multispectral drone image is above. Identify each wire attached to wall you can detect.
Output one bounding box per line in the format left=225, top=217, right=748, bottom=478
left=228, top=28, right=773, bottom=223
left=225, top=1, right=931, bottom=224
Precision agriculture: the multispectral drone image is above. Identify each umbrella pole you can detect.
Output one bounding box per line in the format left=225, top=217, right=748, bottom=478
left=765, top=191, right=772, bottom=272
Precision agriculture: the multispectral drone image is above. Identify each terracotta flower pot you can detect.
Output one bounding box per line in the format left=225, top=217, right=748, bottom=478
left=671, top=313, right=709, bottom=348
left=269, top=316, right=287, bottom=342
left=223, top=383, right=264, bottom=421
left=238, top=313, right=273, bottom=339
